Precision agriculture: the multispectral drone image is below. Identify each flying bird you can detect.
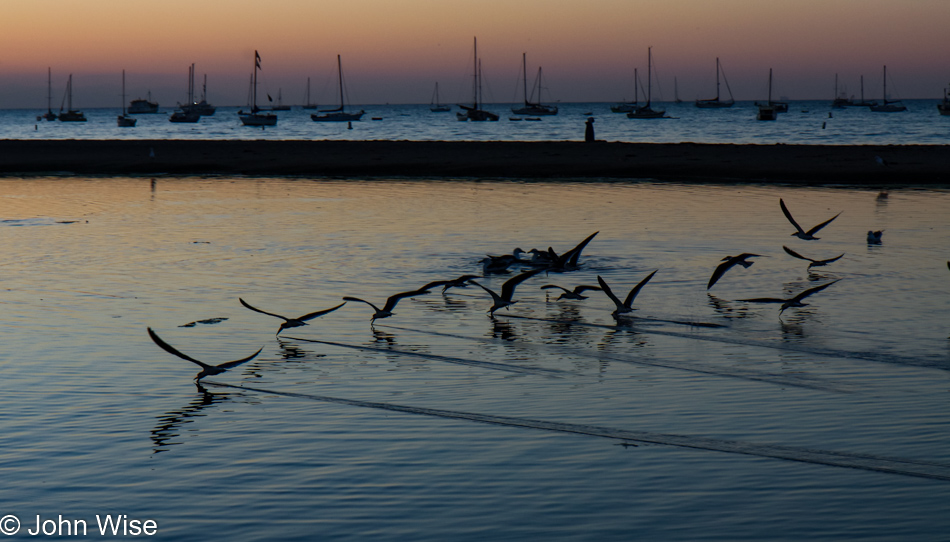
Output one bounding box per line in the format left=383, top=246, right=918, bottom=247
left=597, top=271, right=658, bottom=317
left=240, top=298, right=346, bottom=335
left=540, top=283, right=602, bottom=300
left=782, top=246, right=844, bottom=269
left=780, top=198, right=841, bottom=240
left=739, top=279, right=841, bottom=314
left=707, top=253, right=760, bottom=289
left=343, top=286, right=433, bottom=322
left=543, top=231, right=599, bottom=272
left=428, top=274, right=480, bottom=293
left=147, top=327, right=262, bottom=381
left=469, top=268, right=544, bottom=315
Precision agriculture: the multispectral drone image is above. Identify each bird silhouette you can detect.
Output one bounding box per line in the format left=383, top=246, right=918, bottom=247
left=597, top=271, right=658, bottom=317
left=540, top=283, right=602, bottom=300
left=782, top=246, right=844, bottom=269
left=147, top=327, right=262, bottom=381
left=707, top=253, right=760, bottom=289
left=343, top=286, right=433, bottom=322
left=780, top=198, right=841, bottom=240
left=469, top=268, right=544, bottom=315
left=740, top=279, right=841, bottom=314
left=240, top=298, right=346, bottom=335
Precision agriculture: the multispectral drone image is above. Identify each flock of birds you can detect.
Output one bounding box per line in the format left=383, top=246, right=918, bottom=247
left=148, top=197, right=899, bottom=382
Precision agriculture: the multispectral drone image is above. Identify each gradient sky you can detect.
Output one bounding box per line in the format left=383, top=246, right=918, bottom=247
left=1, top=0, right=947, bottom=108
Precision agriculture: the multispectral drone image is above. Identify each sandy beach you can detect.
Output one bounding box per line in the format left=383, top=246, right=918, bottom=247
left=0, top=140, right=947, bottom=183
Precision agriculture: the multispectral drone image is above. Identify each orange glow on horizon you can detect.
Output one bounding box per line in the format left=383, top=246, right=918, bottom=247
left=2, top=0, right=948, bottom=107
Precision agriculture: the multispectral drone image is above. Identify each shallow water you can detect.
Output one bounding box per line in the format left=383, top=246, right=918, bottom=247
left=3, top=100, right=949, bottom=145
left=0, top=178, right=948, bottom=540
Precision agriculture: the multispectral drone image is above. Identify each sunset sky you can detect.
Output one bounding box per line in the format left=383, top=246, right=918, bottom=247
left=1, top=0, right=947, bottom=108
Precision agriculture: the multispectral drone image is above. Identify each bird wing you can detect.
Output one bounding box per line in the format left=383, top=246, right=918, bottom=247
left=239, top=298, right=289, bottom=321
left=381, top=288, right=431, bottom=312
left=563, top=231, right=599, bottom=267
left=792, top=279, right=840, bottom=302
left=540, top=284, right=570, bottom=293
left=573, top=285, right=603, bottom=294
left=418, top=280, right=450, bottom=292
left=805, top=212, right=841, bottom=236
left=819, top=254, right=845, bottom=265
left=779, top=198, right=805, bottom=234
left=707, top=259, right=735, bottom=289
left=499, top=268, right=544, bottom=301
left=342, top=296, right=381, bottom=312
left=782, top=245, right=814, bottom=262
left=467, top=280, right=501, bottom=304
left=597, top=275, right=624, bottom=310
left=623, top=270, right=657, bottom=308
left=738, top=297, right=787, bottom=303
left=215, top=347, right=264, bottom=369
left=147, top=327, right=212, bottom=369
left=296, top=301, right=347, bottom=322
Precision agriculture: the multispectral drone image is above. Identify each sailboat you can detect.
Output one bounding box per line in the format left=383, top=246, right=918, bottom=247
left=627, top=47, right=667, bottom=119
left=674, top=77, right=682, bottom=104
left=756, top=69, right=778, bottom=121
left=869, top=65, right=907, bottom=112
left=511, top=53, right=557, bottom=116
left=180, top=67, right=216, bottom=116
left=42, top=68, right=57, bottom=121
left=938, top=85, right=950, bottom=116
left=302, top=78, right=317, bottom=109
left=58, top=74, right=86, bottom=122
left=830, top=73, right=854, bottom=108
left=611, top=65, right=639, bottom=113
left=695, top=58, right=734, bottom=108
left=456, top=37, right=499, bottom=121
left=117, top=70, right=137, bottom=127
left=272, top=89, right=291, bottom=111
left=311, top=55, right=364, bottom=122
left=430, top=82, right=450, bottom=112
left=851, top=75, right=878, bottom=107
left=239, top=51, right=278, bottom=126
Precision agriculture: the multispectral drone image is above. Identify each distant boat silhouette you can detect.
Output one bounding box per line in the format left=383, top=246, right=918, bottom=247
left=302, top=77, right=317, bottom=109
left=611, top=67, right=639, bottom=113
left=180, top=66, right=216, bottom=116
left=627, top=47, right=667, bottom=119
left=511, top=53, right=558, bottom=116
left=850, top=75, right=878, bottom=107
left=58, top=74, right=86, bottom=122
left=311, top=55, right=365, bottom=122
left=42, top=67, right=57, bottom=121
left=674, top=76, right=683, bottom=104
left=756, top=69, right=779, bottom=121
left=695, top=58, right=734, bottom=108
left=457, top=37, right=499, bottom=121
left=870, top=65, right=907, bottom=112
left=128, top=91, right=159, bottom=114
left=938, top=85, right=950, bottom=116
left=430, top=82, right=450, bottom=112
left=830, top=73, right=854, bottom=109
left=239, top=50, right=278, bottom=126
left=117, top=70, right=137, bottom=127
left=271, top=88, right=291, bottom=111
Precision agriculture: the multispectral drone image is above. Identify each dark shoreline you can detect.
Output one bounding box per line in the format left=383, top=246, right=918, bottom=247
left=0, top=140, right=948, bottom=184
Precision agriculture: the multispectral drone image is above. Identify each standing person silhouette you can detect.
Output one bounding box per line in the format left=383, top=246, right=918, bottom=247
left=584, top=117, right=595, bottom=142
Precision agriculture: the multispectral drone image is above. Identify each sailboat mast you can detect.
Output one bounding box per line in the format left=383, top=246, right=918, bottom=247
left=337, top=55, right=344, bottom=108
left=252, top=53, right=258, bottom=111
left=67, top=75, right=72, bottom=111
left=202, top=74, right=208, bottom=102
left=768, top=68, right=773, bottom=105
left=882, top=65, right=887, bottom=104
left=47, top=68, right=53, bottom=113
left=473, top=37, right=478, bottom=109
left=646, top=47, right=652, bottom=107
left=122, top=70, right=126, bottom=114
left=715, top=57, right=721, bottom=101
left=634, top=68, right=638, bottom=104
left=522, top=52, right=528, bottom=105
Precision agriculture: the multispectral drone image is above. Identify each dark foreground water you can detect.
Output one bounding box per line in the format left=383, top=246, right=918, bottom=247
left=0, top=177, right=948, bottom=540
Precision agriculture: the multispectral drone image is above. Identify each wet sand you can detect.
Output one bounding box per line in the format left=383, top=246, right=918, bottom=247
left=0, top=140, right=947, bottom=183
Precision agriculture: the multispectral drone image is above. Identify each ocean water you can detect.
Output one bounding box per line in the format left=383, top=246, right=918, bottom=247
left=2, top=100, right=948, bottom=144
left=0, top=177, right=948, bottom=540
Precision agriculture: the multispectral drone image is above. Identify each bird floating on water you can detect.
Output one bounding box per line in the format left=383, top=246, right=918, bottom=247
left=782, top=246, right=844, bottom=269
left=469, top=268, right=544, bottom=315
left=739, top=279, right=841, bottom=314
left=867, top=230, right=883, bottom=244
left=597, top=271, right=657, bottom=317
left=780, top=198, right=841, bottom=240
left=481, top=249, right=527, bottom=273
left=543, top=231, right=599, bottom=272
left=239, top=298, right=346, bottom=335
left=343, top=286, right=434, bottom=322
left=707, top=253, right=760, bottom=290
left=540, top=283, right=602, bottom=300
left=147, top=327, right=263, bottom=381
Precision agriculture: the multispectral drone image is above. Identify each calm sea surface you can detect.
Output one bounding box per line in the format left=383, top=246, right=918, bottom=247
left=0, top=178, right=948, bottom=540
left=2, top=100, right=948, bottom=144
